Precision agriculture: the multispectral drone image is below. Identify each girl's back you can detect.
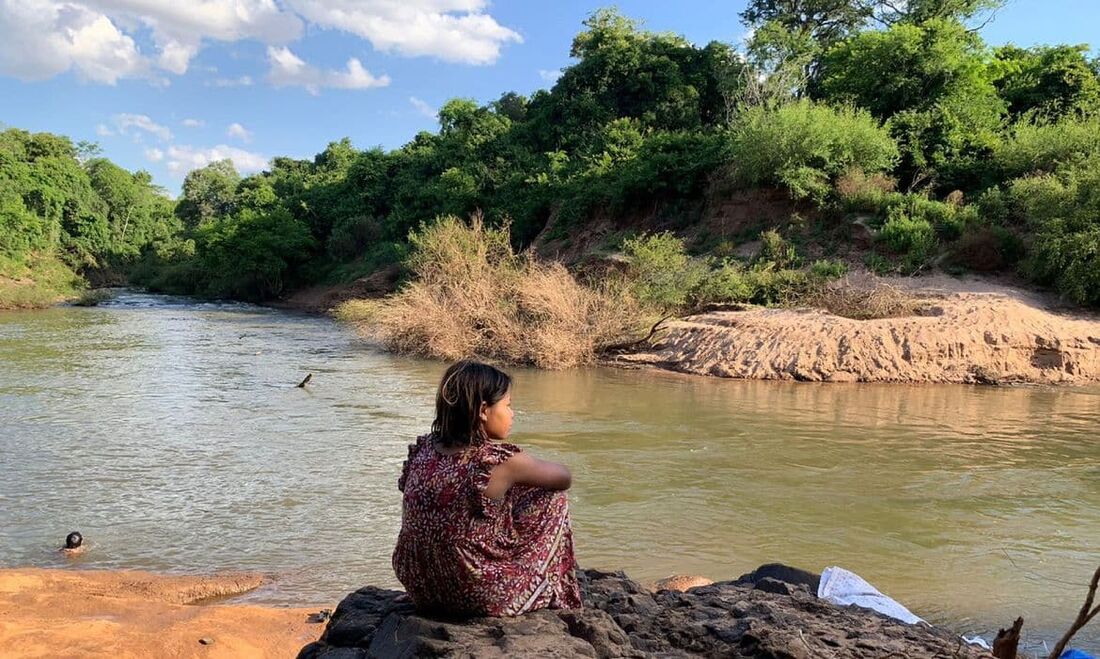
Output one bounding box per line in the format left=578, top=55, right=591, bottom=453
left=391, top=361, right=581, bottom=617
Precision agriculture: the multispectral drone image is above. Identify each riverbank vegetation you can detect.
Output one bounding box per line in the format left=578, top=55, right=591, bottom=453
left=4, top=1, right=1100, bottom=323
left=0, top=128, right=179, bottom=308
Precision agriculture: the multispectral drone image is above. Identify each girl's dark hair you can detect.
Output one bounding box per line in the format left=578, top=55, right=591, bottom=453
left=65, top=532, right=82, bottom=549
left=432, top=360, right=512, bottom=448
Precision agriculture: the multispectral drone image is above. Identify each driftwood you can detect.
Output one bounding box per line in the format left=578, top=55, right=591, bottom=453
left=603, top=315, right=673, bottom=353
left=1048, top=565, right=1100, bottom=659
left=992, top=617, right=1023, bottom=659
left=296, top=373, right=313, bottom=388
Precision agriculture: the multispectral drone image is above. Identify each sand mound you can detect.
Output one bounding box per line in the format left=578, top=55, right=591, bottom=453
left=0, top=568, right=321, bottom=658
left=620, top=287, right=1100, bottom=384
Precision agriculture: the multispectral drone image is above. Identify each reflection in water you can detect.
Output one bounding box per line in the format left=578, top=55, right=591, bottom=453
left=0, top=292, right=1097, bottom=652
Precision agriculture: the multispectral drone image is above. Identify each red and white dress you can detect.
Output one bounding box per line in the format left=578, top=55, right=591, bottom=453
left=392, top=434, right=582, bottom=617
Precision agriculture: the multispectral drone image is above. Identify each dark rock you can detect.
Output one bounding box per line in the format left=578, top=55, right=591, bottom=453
left=751, top=577, right=794, bottom=596
left=733, top=562, right=822, bottom=594
left=299, top=567, right=992, bottom=658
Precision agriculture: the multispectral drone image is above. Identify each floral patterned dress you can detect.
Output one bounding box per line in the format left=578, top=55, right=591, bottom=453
left=391, top=434, right=582, bottom=617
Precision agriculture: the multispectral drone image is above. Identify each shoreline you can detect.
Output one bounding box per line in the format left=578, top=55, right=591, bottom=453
left=0, top=567, right=323, bottom=658
left=15, top=274, right=1100, bottom=387
left=287, top=273, right=1100, bottom=386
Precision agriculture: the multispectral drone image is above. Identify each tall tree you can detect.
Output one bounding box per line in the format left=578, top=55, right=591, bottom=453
left=175, top=160, right=240, bottom=229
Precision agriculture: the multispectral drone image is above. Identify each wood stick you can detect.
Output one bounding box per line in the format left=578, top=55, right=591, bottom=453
left=1048, top=565, right=1100, bottom=659
left=992, top=617, right=1023, bottom=659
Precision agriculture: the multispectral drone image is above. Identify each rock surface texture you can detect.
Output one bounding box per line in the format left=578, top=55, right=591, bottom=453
left=298, top=567, right=992, bottom=658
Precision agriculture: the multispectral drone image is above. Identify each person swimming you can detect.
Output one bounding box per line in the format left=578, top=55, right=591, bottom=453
left=59, top=531, right=85, bottom=555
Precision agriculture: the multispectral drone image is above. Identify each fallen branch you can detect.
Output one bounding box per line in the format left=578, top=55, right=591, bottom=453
left=1048, top=565, right=1100, bottom=659
left=602, top=315, right=673, bottom=353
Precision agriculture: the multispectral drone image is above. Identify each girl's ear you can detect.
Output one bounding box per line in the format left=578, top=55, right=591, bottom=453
left=478, top=402, right=488, bottom=422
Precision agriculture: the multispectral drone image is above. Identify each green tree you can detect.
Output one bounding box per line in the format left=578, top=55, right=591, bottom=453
left=195, top=207, right=315, bottom=300
left=176, top=160, right=241, bottom=229
left=993, top=44, right=1100, bottom=119
left=818, top=18, right=1004, bottom=188
left=740, top=1, right=874, bottom=48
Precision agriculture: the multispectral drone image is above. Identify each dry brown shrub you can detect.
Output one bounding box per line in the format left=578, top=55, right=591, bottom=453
left=835, top=168, right=897, bottom=199
left=799, top=276, right=924, bottom=320
left=336, top=215, right=647, bottom=369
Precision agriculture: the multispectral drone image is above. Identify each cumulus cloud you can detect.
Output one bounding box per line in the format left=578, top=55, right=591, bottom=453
left=144, top=147, right=164, bottom=162
left=95, top=123, right=115, bottom=136
left=113, top=113, right=173, bottom=141
left=84, top=0, right=302, bottom=74
left=181, top=118, right=204, bottom=128
left=226, top=122, right=252, bottom=142
left=0, top=0, right=148, bottom=84
left=0, top=1, right=520, bottom=85
left=286, top=0, right=522, bottom=65
left=166, top=144, right=268, bottom=175
left=409, top=97, right=437, bottom=119
left=267, top=46, right=389, bottom=94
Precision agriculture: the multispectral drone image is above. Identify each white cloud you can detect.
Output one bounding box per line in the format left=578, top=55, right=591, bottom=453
left=84, top=0, right=303, bottom=75
left=226, top=122, right=252, bottom=142
left=0, top=0, right=148, bottom=84
left=409, top=96, right=436, bottom=120
left=208, top=75, right=253, bottom=87
left=166, top=144, right=268, bottom=175
left=144, top=147, right=164, bottom=162
left=181, top=118, right=204, bottom=128
left=286, top=0, right=522, bottom=65
left=0, top=1, right=520, bottom=85
left=267, top=46, right=389, bottom=94
left=538, top=68, right=562, bottom=84
left=113, top=113, right=173, bottom=141
left=95, top=123, right=115, bottom=136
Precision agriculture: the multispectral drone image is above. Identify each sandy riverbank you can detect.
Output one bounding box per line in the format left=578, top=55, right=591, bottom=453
left=0, top=568, right=322, bottom=658
left=277, top=271, right=1100, bottom=385
left=617, top=276, right=1100, bottom=384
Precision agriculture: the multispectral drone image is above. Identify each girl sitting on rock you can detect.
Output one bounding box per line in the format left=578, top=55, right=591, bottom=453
left=392, top=360, right=582, bottom=617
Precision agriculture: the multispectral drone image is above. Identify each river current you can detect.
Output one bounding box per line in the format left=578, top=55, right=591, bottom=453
left=1, top=291, right=1097, bottom=651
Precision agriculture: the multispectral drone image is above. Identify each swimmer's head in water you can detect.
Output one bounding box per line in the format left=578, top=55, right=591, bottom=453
left=65, top=532, right=82, bottom=549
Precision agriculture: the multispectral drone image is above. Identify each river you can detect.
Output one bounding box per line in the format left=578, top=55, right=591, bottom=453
left=1, top=291, right=1097, bottom=652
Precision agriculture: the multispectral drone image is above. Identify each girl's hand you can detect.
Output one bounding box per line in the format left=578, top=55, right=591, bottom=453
left=485, top=452, right=571, bottom=499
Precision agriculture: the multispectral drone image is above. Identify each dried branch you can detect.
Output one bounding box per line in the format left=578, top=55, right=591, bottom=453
left=603, top=315, right=673, bottom=353
left=1048, top=565, right=1100, bottom=659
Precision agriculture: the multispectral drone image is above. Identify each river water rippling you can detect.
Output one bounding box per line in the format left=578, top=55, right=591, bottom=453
left=1, top=291, right=1097, bottom=652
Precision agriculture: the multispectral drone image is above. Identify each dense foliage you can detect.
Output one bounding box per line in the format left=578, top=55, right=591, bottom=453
left=5, top=3, right=1100, bottom=308
left=0, top=128, right=178, bottom=306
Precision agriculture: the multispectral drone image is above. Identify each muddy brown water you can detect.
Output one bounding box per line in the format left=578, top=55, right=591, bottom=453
left=1, top=291, right=1097, bottom=652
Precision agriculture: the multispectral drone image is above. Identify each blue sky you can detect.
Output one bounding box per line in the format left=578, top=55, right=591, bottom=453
left=1, top=0, right=1097, bottom=195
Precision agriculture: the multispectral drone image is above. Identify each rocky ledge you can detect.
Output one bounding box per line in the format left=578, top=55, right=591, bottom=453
left=298, top=565, right=991, bottom=658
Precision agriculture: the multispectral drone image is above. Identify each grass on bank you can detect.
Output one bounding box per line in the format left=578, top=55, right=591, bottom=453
left=0, top=253, right=83, bottom=310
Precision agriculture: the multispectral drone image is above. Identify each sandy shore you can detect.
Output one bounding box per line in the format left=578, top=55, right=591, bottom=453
left=619, top=276, right=1100, bottom=384
left=0, top=568, right=322, bottom=658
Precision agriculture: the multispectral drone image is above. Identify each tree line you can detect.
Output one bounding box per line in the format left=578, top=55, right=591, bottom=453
left=4, top=2, right=1100, bottom=306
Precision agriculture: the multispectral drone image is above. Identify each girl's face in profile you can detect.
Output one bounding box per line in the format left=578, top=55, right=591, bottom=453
left=480, top=391, right=513, bottom=440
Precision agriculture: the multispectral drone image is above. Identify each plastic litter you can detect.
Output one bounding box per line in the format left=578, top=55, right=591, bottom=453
left=817, top=566, right=923, bottom=625
left=1061, top=650, right=1097, bottom=659
left=962, top=635, right=992, bottom=650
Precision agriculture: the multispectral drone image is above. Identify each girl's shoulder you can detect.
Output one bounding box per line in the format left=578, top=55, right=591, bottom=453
left=476, top=439, right=523, bottom=467
left=406, top=433, right=433, bottom=458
